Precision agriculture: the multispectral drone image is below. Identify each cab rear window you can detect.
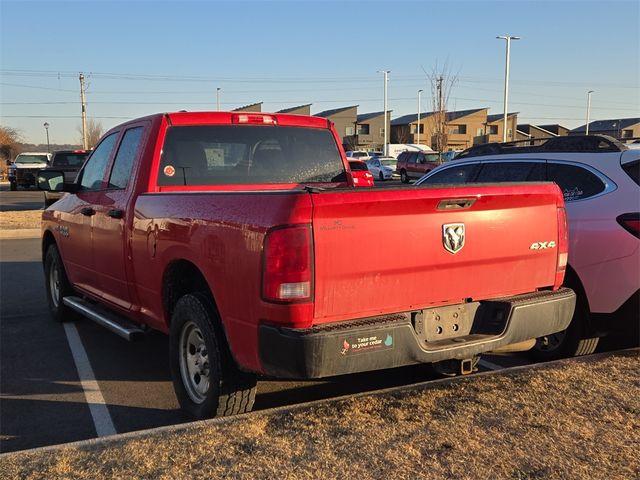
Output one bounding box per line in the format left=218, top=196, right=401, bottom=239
left=158, top=125, right=345, bottom=186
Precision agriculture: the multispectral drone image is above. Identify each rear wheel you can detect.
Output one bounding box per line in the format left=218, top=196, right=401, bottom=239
left=44, top=244, right=75, bottom=322
left=400, top=170, right=409, bottom=183
left=169, top=292, right=257, bottom=419
left=530, top=295, right=599, bottom=361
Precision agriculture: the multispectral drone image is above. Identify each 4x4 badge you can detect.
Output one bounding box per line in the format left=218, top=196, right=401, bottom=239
left=443, top=223, right=465, bottom=254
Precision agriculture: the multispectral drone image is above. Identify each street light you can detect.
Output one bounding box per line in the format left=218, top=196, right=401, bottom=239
left=43, top=122, right=50, bottom=153
left=585, top=90, right=594, bottom=135
left=417, top=89, right=423, bottom=146
left=496, top=35, right=520, bottom=142
left=378, top=70, right=390, bottom=155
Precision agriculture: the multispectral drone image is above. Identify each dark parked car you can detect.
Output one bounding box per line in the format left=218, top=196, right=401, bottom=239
left=43, top=150, right=89, bottom=207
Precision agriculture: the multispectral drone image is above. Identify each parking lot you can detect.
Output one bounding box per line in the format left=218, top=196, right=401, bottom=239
left=0, top=183, right=633, bottom=454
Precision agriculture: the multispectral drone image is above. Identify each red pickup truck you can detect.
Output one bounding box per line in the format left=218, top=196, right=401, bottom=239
left=38, top=111, right=575, bottom=419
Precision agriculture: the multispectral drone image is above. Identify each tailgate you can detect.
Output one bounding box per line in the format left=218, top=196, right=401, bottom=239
left=311, top=183, right=562, bottom=323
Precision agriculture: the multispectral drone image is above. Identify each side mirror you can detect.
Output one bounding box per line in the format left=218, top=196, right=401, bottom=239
left=37, top=170, right=65, bottom=192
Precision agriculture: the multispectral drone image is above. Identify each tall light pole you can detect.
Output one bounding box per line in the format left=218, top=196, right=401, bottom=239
left=379, top=70, right=390, bottom=155
left=43, top=122, right=50, bottom=153
left=417, top=89, right=423, bottom=146
left=79, top=73, right=88, bottom=149
left=497, top=35, right=520, bottom=142
left=217, top=87, right=221, bottom=111
left=585, top=90, right=594, bottom=135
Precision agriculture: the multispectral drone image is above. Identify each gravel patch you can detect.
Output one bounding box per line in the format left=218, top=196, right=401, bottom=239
left=0, top=210, right=42, bottom=230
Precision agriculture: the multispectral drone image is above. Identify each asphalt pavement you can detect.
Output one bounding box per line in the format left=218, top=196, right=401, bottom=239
left=0, top=184, right=45, bottom=211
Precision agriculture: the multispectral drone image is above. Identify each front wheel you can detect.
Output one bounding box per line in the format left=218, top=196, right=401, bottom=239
left=400, top=170, right=409, bottom=183
left=44, top=244, right=76, bottom=322
left=378, top=172, right=384, bottom=181
left=169, top=292, right=257, bottom=419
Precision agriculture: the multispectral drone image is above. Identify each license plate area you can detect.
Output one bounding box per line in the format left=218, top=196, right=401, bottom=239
left=412, top=303, right=479, bottom=342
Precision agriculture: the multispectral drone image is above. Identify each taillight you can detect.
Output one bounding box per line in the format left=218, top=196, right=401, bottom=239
left=554, top=207, right=569, bottom=289
left=232, top=114, right=277, bottom=125
left=262, top=225, right=313, bottom=303
left=617, top=213, right=640, bottom=238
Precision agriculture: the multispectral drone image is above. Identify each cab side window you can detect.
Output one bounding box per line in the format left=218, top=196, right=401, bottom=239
left=108, top=127, right=144, bottom=189
left=78, top=133, right=118, bottom=190
left=547, top=162, right=606, bottom=201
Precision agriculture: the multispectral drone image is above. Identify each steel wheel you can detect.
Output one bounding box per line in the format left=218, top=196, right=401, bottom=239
left=49, top=261, right=61, bottom=309
left=179, top=321, right=210, bottom=404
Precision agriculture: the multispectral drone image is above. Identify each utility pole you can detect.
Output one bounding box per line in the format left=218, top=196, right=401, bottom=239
left=417, top=89, right=423, bottom=146
left=43, top=122, right=50, bottom=153
left=217, top=87, right=221, bottom=111
left=585, top=90, right=594, bottom=135
left=379, top=70, right=390, bottom=155
left=497, top=35, right=520, bottom=142
left=79, top=73, right=88, bottom=149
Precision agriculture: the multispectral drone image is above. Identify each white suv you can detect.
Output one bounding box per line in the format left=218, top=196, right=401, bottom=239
left=417, top=138, right=639, bottom=360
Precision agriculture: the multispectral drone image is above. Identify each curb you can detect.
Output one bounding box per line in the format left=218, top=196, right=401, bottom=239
left=0, top=228, right=41, bottom=239
left=2, top=347, right=637, bottom=458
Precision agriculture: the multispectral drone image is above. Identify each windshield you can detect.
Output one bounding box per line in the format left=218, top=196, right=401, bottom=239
left=15, top=154, right=49, bottom=164
left=159, top=125, right=345, bottom=186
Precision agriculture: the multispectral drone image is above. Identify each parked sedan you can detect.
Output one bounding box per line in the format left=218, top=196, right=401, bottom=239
left=366, top=156, right=398, bottom=181
left=348, top=159, right=374, bottom=187
left=416, top=146, right=640, bottom=360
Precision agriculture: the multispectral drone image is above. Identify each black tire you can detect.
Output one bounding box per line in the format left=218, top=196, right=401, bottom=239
left=530, top=296, right=599, bottom=361
left=169, top=292, right=257, bottom=419
left=44, top=244, right=76, bottom=322
left=378, top=172, right=384, bottom=181
left=10, top=182, right=17, bottom=191
left=400, top=170, right=409, bottom=183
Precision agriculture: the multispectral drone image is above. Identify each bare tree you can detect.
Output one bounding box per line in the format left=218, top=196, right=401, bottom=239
left=77, top=118, right=104, bottom=149
left=0, top=125, right=21, bottom=161
left=424, top=62, right=458, bottom=154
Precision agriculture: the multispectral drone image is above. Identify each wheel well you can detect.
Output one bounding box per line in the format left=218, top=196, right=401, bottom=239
left=564, top=264, right=589, bottom=313
left=42, top=231, right=56, bottom=264
left=162, top=260, right=213, bottom=324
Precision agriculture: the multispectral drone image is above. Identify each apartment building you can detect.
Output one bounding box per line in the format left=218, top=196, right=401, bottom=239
left=570, top=117, right=640, bottom=139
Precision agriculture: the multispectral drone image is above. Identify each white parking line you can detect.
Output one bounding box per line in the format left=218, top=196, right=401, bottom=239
left=478, top=359, right=505, bottom=371
left=63, top=323, right=117, bottom=437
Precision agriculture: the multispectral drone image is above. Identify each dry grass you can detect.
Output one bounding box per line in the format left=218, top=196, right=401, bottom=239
left=0, top=210, right=42, bottom=230
left=1, top=352, right=638, bottom=480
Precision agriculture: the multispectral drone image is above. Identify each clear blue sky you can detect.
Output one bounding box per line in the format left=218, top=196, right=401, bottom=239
left=1, top=0, right=638, bottom=145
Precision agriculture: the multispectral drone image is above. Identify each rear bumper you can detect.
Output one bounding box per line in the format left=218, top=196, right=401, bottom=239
left=259, top=288, right=576, bottom=379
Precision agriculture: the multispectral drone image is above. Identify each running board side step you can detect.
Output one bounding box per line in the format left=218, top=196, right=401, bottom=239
left=63, top=296, right=146, bottom=341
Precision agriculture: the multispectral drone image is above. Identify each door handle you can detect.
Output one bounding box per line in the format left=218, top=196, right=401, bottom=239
left=80, top=207, right=95, bottom=216
left=107, top=209, right=124, bottom=219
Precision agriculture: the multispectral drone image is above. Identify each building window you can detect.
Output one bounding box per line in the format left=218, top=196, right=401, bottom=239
left=379, top=127, right=385, bottom=136
left=410, top=124, right=424, bottom=134
left=448, top=125, right=467, bottom=135
left=476, top=128, right=484, bottom=136
left=622, top=129, right=633, bottom=138
left=357, top=124, right=370, bottom=135
left=346, top=126, right=354, bottom=136
left=488, top=125, right=498, bottom=135
left=507, top=128, right=513, bottom=138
